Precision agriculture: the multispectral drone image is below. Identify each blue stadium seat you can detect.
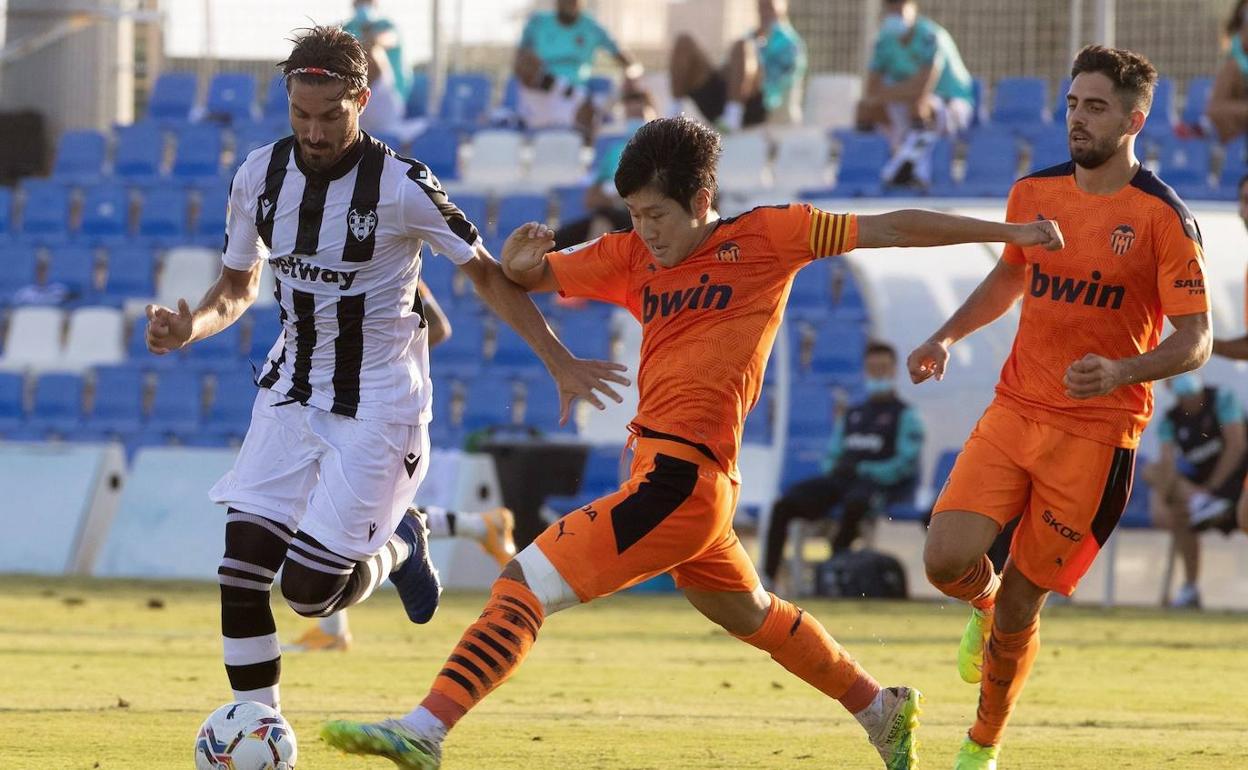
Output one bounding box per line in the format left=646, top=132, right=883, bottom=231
left=0, top=243, right=39, bottom=299
left=80, top=182, right=131, bottom=243
left=0, top=371, right=24, bottom=433
left=29, top=372, right=85, bottom=433
left=102, top=244, right=156, bottom=302
left=781, top=437, right=828, bottom=489
left=114, top=122, right=166, bottom=184
left=205, top=367, right=257, bottom=438
left=960, top=129, right=1020, bottom=197
left=787, top=380, right=836, bottom=440
left=491, top=321, right=544, bottom=372
left=148, top=71, right=198, bottom=124
left=234, top=121, right=287, bottom=164
left=408, top=128, right=460, bottom=180
left=173, top=123, right=225, bottom=181
left=0, top=186, right=13, bottom=239
left=832, top=132, right=890, bottom=197
left=494, top=193, right=549, bottom=241
left=1156, top=136, right=1214, bottom=197
left=420, top=247, right=456, bottom=303
left=137, top=184, right=191, bottom=244
left=52, top=129, right=107, bottom=186
left=519, top=378, right=566, bottom=432
left=1181, top=76, right=1214, bottom=128
left=261, top=74, right=289, bottom=122
left=808, top=321, right=867, bottom=376
left=1051, top=77, right=1072, bottom=123
left=463, top=376, right=516, bottom=429
left=205, top=72, right=257, bottom=124
left=430, top=309, right=483, bottom=372
left=555, top=184, right=590, bottom=225
left=1028, top=130, right=1070, bottom=171
left=990, top=77, right=1049, bottom=129
left=405, top=72, right=431, bottom=119
left=451, top=192, right=488, bottom=235
left=789, top=259, right=831, bottom=309
left=929, top=448, right=959, bottom=498
left=147, top=370, right=203, bottom=433
left=19, top=179, right=71, bottom=244
left=579, top=445, right=625, bottom=498
left=45, top=246, right=98, bottom=298
left=248, top=311, right=283, bottom=360
left=1140, top=77, right=1176, bottom=142
left=501, top=76, right=521, bottom=112
left=86, top=364, right=145, bottom=434
left=185, top=322, right=244, bottom=370
left=195, top=181, right=231, bottom=247
left=559, top=319, right=611, bottom=361
left=439, top=73, right=493, bottom=127
left=1219, top=139, right=1248, bottom=194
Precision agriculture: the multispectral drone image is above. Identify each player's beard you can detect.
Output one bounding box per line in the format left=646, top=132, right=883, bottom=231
left=1068, top=132, right=1118, bottom=170
left=301, top=123, right=361, bottom=172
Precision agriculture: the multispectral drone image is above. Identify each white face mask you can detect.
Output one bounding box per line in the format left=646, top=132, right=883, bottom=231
left=880, top=13, right=912, bottom=38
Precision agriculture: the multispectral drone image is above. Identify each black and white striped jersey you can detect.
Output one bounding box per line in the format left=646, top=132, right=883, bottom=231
left=223, top=132, right=479, bottom=425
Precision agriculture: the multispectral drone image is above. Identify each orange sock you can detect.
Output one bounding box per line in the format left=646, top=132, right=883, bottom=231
left=420, top=577, right=544, bottom=728
left=737, top=593, right=880, bottom=714
left=930, top=555, right=1000, bottom=611
left=969, top=620, right=1039, bottom=747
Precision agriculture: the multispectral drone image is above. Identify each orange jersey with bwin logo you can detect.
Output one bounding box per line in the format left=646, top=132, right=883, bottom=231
left=996, top=163, right=1209, bottom=449
left=548, top=205, right=857, bottom=478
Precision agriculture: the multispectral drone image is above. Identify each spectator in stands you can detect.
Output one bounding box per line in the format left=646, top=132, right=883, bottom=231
left=1210, top=173, right=1248, bottom=538
left=857, top=0, right=974, bottom=188
left=357, top=22, right=421, bottom=142
left=669, top=0, right=806, bottom=133
left=344, top=0, right=409, bottom=98
left=514, top=0, right=643, bottom=137
left=553, top=87, right=656, bottom=251
left=1205, top=0, right=1248, bottom=142
left=1142, top=373, right=1247, bottom=609
left=762, top=341, right=924, bottom=591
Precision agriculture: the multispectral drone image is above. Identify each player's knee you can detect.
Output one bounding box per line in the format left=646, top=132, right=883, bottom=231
left=923, top=542, right=974, bottom=585
left=279, top=559, right=347, bottom=617
left=512, top=545, right=580, bottom=615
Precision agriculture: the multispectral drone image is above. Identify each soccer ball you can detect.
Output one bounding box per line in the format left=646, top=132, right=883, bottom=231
left=194, top=701, right=298, bottom=770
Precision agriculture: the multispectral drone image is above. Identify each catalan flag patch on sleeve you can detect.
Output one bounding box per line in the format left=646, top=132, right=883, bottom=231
left=809, top=209, right=853, bottom=258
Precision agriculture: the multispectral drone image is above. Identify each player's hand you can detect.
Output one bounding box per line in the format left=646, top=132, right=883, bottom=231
left=145, top=299, right=193, bottom=355
left=549, top=356, right=632, bottom=425
left=1063, top=353, right=1124, bottom=399
left=907, top=338, right=950, bottom=384
left=501, top=222, right=555, bottom=280
left=1011, top=219, right=1064, bottom=251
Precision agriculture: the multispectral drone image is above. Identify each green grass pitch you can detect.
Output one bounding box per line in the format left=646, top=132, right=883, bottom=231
left=2, top=576, right=1245, bottom=769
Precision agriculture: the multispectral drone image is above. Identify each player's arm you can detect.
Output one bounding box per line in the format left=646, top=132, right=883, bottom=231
left=500, top=223, right=562, bottom=293
left=460, top=242, right=629, bottom=422
left=856, top=210, right=1063, bottom=251
left=1206, top=56, right=1248, bottom=143
left=418, top=281, right=451, bottom=348
left=1212, top=333, right=1248, bottom=360
left=1064, top=312, right=1212, bottom=400
left=908, top=259, right=1026, bottom=383
left=147, top=170, right=262, bottom=354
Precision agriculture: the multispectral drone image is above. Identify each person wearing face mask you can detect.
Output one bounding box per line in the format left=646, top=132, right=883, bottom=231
left=552, top=87, right=657, bottom=251
left=858, top=0, right=974, bottom=188
left=762, top=341, right=924, bottom=591
left=1143, top=373, right=1248, bottom=609
left=1204, top=0, right=1248, bottom=142
left=669, top=0, right=807, bottom=133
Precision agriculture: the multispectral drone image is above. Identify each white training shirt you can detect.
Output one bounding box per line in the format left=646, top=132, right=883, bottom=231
left=223, top=132, right=479, bottom=425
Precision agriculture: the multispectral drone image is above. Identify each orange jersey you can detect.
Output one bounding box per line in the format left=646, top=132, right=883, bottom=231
left=548, top=205, right=857, bottom=477
left=996, top=164, right=1210, bottom=448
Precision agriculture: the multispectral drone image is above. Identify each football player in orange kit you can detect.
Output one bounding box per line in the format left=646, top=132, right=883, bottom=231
left=322, top=115, right=1064, bottom=770
left=910, top=46, right=1211, bottom=769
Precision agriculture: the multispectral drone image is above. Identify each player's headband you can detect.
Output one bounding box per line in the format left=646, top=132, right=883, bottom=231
left=286, top=66, right=349, bottom=81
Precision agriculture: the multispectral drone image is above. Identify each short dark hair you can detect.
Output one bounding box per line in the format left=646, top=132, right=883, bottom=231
left=865, top=341, right=898, bottom=361
left=278, top=25, right=369, bottom=99
left=1228, top=0, right=1248, bottom=35
left=614, top=117, right=721, bottom=213
left=1070, top=45, right=1158, bottom=113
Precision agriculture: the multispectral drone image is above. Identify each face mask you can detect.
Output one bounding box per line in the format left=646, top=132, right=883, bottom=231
left=1170, top=373, right=1202, bottom=397
left=865, top=377, right=894, bottom=396
left=879, top=14, right=912, bottom=38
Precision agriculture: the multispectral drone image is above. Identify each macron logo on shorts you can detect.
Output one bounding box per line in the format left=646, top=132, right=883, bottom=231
left=404, top=452, right=420, bottom=478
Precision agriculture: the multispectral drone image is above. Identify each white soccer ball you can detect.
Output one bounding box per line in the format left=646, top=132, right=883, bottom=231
left=194, top=701, right=298, bottom=770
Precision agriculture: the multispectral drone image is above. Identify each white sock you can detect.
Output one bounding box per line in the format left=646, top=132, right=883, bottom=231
left=456, top=512, right=488, bottom=541
left=721, top=101, right=745, bottom=131
left=318, top=611, right=349, bottom=637
left=400, top=705, right=448, bottom=743
left=234, top=685, right=281, bottom=713
left=853, top=690, right=887, bottom=733
left=424, top=506, right=453, bottom=539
